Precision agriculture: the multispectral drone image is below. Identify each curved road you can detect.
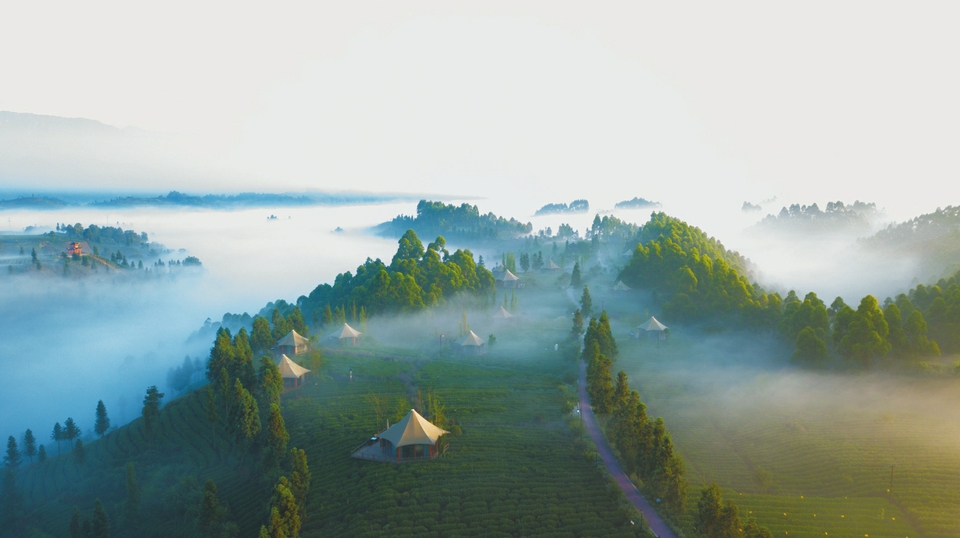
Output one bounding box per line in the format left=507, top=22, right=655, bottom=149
left=578, top=360, right=677, bottom=538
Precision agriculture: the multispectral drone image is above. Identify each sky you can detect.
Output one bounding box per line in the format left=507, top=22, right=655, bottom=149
left=2, top=1, right=960, bottom=223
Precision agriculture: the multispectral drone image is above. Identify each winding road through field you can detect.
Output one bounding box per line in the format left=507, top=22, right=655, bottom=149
left=578, top=360, right=677, bottom=538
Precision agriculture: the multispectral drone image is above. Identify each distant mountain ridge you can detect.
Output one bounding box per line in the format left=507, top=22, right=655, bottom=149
left=0, top=190, right=426, bottom=210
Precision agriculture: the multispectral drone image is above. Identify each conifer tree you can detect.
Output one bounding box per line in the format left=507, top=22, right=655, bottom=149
left=95, top=400, right=110, bottom=438
left=570, top=261, right=581, bottom=288
left=250, top=316, right=273, bottom=355
left=63, top=417, right=81, bottom=447
left=259, top=357, right=284, bottom=409
left=269, top=476, right=301, bottom=538
left=1, top=468, right=23, bottom=531
left=263, top=404, right=290, bottom=472
left=289, top=448, right=310, bottom=522
left=92, top=498, right=109, bottom=538
left=37, top=445, right=46, bottom=463
left=55, top=420, right=68, bottom=447
left=22, top=429, right=36, bottom=464
left=124, top=463, right=140, bottom=525
left=142, top=386, right=164, bottom=442
left=580, top=285, right=592, bottom=318
left=3, top=436, right=20, bottom=470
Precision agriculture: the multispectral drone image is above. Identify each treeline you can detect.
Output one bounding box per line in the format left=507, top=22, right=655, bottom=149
left=618, top=212, right=959, bottom=365
left=785, top=271, right=960, bottom=363
left=534, top=199, right=589, bottom=216
left=377, top=200, right=533, bottom=240
left=695, top=483, right=772, bottom=538
left=205, top=326, right=313, bottom=536
left=579, top=311, right=688, bottom=514
left=757, top=200, right=877, bottom=232
left=301, top=229, right=496, bottom=323
left=56, top=222, right=150, bottom=246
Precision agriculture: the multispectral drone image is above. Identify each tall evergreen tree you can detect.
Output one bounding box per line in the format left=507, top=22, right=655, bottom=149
left=263, top=404, right=290, bottom=472
left=233, top=329, right=257, bottom=390
left=250, top=316, right=273, bottom=355
left=207, top=328, right=236, bottom=386
left=269, top=476, right=301, bottom=538
left=580, top=285, right=593, bottom=318
left=124, top=463, right=140, bottom=525
left=37, top=444, right=46, bottom=463
left=289, top=448, right=310, bottom=522
left=63, top=417, right=81, bottom=447
left=198, top=479, right=235, bottom=538
left=142, top=386, right=164, bottom=442
left=3, top=436, right=20, bottom=470
left=570, top=262, right=581, bottom=288
left=74, top=439, right=87, bottom=465
left=92, top=498, right=109, bottom=538
left=50, top=422, right=63, bottom=455
left=259, top=357, right=284, bottom=410
left=570, top=309, right=584, bottom=339
left=94, top=400, right=110, bottom=438
left=22, top=429, right=36, bottom=464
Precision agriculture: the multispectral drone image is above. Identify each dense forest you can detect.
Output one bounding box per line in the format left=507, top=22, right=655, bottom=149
left=861, top=205, right=960, bottom=277
left=375, top=200, right=532, bottom=240
left=301, top=229, right=496, bottom=325
left=755, top=200, right=878, bottom=233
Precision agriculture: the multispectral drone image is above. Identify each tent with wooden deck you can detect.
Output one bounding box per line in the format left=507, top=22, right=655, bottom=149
left=352, top=409, right=449, bottom=462
left=276, top=354, right=311, bottom=389
left=276, top=329, right=309, bottom=355
left=456, top=330, right=487, bottom=355
left=636, top=316, right=668, bottom=340
left=337, top=323, right=362, bottom=345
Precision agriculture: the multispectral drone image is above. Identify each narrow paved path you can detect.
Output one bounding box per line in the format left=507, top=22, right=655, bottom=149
left=578, top=360, right=677, bottom=538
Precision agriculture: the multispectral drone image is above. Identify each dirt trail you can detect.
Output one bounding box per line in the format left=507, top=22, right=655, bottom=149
left=578, top=360, right=677, bottom=538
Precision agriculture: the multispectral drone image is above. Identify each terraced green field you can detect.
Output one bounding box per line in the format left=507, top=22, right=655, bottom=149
left=13, top=288, right=648, bottom=537
left=609, top=322, right=960, bottom=538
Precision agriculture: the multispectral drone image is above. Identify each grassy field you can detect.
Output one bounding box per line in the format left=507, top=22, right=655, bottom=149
left=596, top=286, right=960, bottom=538
left=12, top=284, right=649, bottom=537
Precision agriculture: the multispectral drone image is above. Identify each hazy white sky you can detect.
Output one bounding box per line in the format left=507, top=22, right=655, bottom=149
left=2, top=1, right=959, bottom=220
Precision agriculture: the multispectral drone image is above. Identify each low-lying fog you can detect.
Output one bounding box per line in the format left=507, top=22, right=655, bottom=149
left=0, top=195, right=944, bottom=444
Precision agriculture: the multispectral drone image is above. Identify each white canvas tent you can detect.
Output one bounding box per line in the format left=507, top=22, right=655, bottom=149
left=337, top=323, right=362, bottom=345
left=636, top=316, right=668, bottom=341
left=359, top=409, right=449, bottom=462
left=492, top=306, right=514, bottom=319
left=457, top=330, right=487, bottom=355
left=496, top=269, right=520, bottom=288
left=276, top=329, right=309, bottom=355
left=613, top=281, right=631, bottom=292
left=276, top=354, right=311, bottom=389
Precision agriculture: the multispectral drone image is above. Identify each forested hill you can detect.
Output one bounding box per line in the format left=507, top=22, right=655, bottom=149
left=301, top=229, right=496, bottom=324
left=374, top=200, right=532, bottom=240
left=860, top=205, right=960, bottom=276
left=617, top=212, right=775, bottom=325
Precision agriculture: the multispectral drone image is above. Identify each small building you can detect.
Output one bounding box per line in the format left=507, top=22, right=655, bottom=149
left=613, top=280, right=631, bottom=292
left=276, top=354, right=311, bottom=390
left=492, top=306, right=513, bottom=320
left=544, top=259, right=561, bottom=272
left=276, top=330, right=309, bottom=356
left=496, top=269, right=520, bottom=288
left=352, top=409, right=449, bottom=463
left=636, top=316, right=668, bottom=341
left=338, top=323, right=362, bottom=346
left=66, top=242, right=88, bottom=256
left=456, top=330, right=487, bottom=355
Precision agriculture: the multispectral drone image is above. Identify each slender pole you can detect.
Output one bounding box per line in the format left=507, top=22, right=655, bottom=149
left=890, top=464, right=895, bottom=495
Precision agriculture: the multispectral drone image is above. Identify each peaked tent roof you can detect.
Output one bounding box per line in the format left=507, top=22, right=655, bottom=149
left=492, top=306, right=514, bottom=319
left=497, top=269, right=520, bottom=282
left=276, top=329, right=309, bottom=347
left=338, top=323, right=362, bottom=339
left=613, top=281, right=631, bottom=291
left=637, top=316, right=668, bottom=331
left=457, top=330, right=485, bottom=347
left=547, top=259, right=560, bottom=270
left=379, top=409, right=449, bottom=448
left=276, top=354, right=311, bottom=379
